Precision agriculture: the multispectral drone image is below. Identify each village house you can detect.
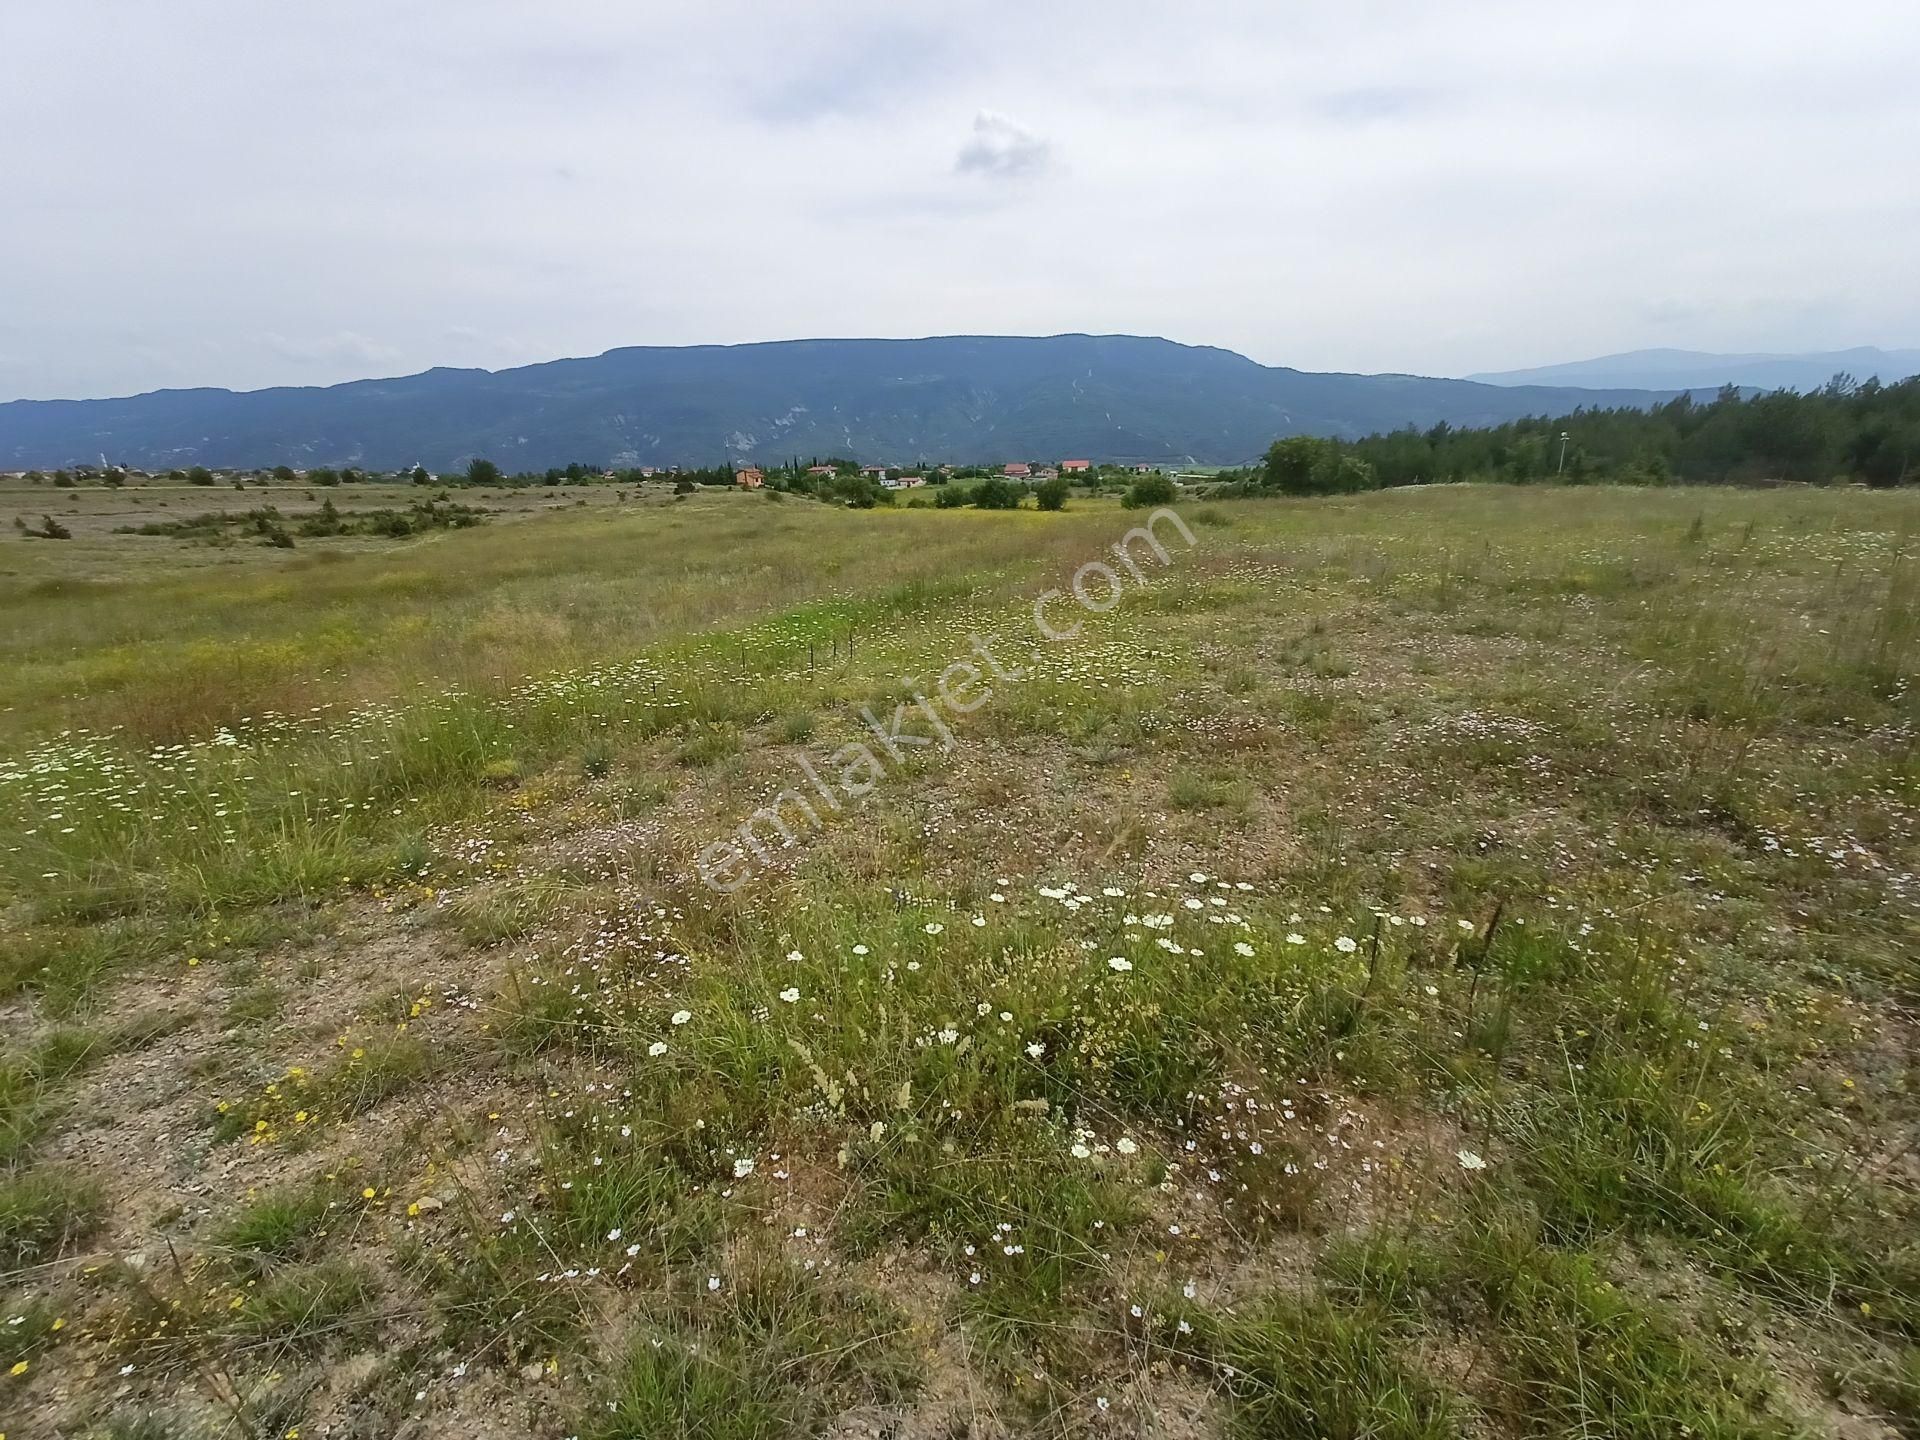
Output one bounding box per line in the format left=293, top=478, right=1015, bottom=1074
left=1060, top=459, right=1092, bottom=473
left=883, top=474, right=926, bottom=489
left=1003, top=462, right=1031, bottom=478
left=806, top=464, right=836, bottom=477
left=734, top=467, right=764, bottom=488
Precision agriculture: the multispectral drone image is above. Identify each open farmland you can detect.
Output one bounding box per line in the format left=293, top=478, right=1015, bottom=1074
left=0, top=479, right=663, bottom=581
left=1, top=485, right=1916, bottom=1438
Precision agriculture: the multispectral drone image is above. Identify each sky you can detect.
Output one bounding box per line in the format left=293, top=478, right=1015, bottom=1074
left=2, top=0, right=1917, bottom=401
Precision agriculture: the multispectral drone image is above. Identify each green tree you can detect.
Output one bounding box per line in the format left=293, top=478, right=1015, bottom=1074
left=466, top=457, right=503, bottom=486
left=186, top=466, right=215, bottom=486
left=829, top=473, right=887, bottom=508
left=1847, top=417, right=1918, bottom=487
left=1034, top=476, right=1070, bottom=511
left=972, top=477, right=1024, bottom=509
left=1261, top=437, right=1337, bottom=494
left=1121, top=472, right=1177, bottom=509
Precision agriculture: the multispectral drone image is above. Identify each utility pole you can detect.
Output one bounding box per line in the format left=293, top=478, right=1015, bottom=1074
left=1556, top=432, right=1570, bottom=475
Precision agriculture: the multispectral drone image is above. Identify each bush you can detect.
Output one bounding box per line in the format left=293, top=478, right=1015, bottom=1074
left=1035, top=476, right=1070, bottom=511
left=829, top=473, right=886, bottom=508
left=971, top=477, right=1024, bottom=510
left=1122, top=472, right=1177, bottom=508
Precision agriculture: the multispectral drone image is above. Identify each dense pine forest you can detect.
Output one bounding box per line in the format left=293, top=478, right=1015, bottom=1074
left=1238, top=375, right=1920, bottom=494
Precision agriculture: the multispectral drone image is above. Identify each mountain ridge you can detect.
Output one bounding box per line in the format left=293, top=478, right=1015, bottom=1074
left=1, top=333, right=1689, bottom=471
left=1470, top=346, right=1920, bottom=394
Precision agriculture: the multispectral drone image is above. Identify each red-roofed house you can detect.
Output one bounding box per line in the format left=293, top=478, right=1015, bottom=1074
left=1060, top=459, right=1092, bottom=473
left=1003, top=462, right=1031, bottom=478
left=735, top=467, right=765, bottom=488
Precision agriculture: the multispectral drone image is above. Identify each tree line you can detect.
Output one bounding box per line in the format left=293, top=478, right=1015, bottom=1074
left=1226, top=375, right=1920, bottom=495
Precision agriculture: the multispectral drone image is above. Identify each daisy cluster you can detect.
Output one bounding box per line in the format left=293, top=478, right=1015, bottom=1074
left=454, top=870, right=1526, bottom=1307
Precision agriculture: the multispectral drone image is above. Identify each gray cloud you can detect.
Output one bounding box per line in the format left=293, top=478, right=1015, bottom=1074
left=1310, top=85, right=1440, bottom=124
left=264, top=331, right=402, bottom=370
left=954, top=110, right=1052, bottom=179
left=0, top=0, right=1915, bottom=400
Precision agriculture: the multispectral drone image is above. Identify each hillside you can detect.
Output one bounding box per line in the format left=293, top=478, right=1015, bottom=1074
left=1469, top=346, right=1920, bottom=394
left=0, top=334, right=1679, bottom=471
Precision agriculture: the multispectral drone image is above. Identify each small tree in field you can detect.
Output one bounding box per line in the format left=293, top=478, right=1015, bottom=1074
left=971, top=477, right=1024, bottom=509
left=466, top=457, right=502, bottom=486
left=1122, top=472, right=1176, bottom=509
left=1035, top=476, right=1070, bottom=511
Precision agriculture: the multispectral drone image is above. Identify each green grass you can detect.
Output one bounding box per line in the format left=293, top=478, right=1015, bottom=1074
left=209, top=1030, right=439, bottom=1143
left=583, top=1253, right=914, bottom=1440
left=211, top=1182, right=338, bottom=1274
left=230, top=1259, right=379, bottom=1346
left=0, top=1165, right=103, bottom=1266
left=3, top=484, right=1917, bottom=1436
left=1190, top=1295, right=1462, bottom=1440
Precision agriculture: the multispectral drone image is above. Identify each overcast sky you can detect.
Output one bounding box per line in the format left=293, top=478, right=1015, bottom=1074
left=3, top=0, right=1916, bottom=401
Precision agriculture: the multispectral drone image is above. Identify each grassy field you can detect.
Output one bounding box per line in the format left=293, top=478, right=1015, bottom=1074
left=1, top=484, right=1915, bottom=1439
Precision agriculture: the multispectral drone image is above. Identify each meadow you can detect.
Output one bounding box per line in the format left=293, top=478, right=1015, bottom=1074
left=1, top=483, right=1915, bottom=1439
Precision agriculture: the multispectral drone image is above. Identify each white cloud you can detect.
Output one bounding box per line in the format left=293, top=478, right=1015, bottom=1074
left=955, top=110, right=1051, bottom=179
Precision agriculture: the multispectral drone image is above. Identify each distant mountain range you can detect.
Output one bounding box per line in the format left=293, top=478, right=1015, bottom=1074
left=1469, top=347, right=1920, bottom=394
left=0, top=334, right=1690, bottom=472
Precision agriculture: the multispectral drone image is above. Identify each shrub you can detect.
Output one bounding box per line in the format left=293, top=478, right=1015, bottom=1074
left=1122, top=472, right=1177, bottom=508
